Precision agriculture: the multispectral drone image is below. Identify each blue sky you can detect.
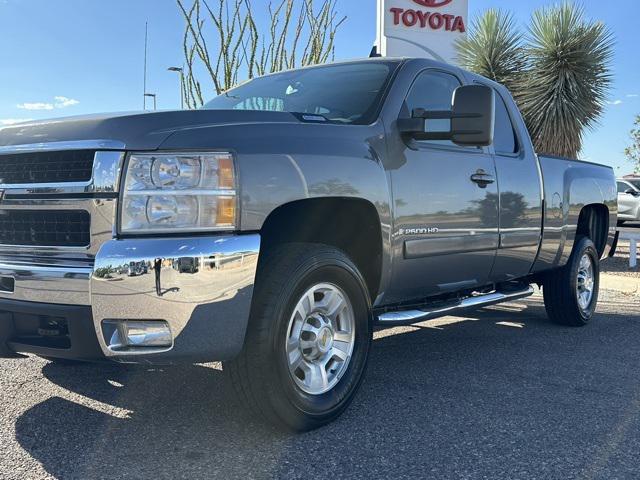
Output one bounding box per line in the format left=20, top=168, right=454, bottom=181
left=0, top=0, right=638, bottom=174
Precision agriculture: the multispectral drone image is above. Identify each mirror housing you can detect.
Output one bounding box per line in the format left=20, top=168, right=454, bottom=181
left=398, top=85, right=495, bottom=147
left=625, top=188, right=640, bottom=196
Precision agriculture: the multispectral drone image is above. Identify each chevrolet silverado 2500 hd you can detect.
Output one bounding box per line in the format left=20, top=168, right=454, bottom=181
left=0, top=58, right=617, bottom=431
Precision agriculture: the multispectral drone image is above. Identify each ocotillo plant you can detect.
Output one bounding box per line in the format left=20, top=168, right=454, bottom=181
left=177, top=0, right=345, bottom=109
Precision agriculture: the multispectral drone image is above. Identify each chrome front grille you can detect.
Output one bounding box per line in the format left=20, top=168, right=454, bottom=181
left=0, top=142, right=124, bottom=263
left=0, top=150, right=95, bottom=184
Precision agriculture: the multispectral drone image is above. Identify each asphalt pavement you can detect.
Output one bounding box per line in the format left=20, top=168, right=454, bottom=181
left=2, top=286, right=640, bottom=479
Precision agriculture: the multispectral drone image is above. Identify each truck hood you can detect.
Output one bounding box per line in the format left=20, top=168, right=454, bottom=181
left=0, top=110, right=299, bottom=150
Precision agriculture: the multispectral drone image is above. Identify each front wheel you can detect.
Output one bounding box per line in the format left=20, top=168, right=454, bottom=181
left=224, top=243, right=372, bottom=432
left=543, top=237, right=600, bottom=326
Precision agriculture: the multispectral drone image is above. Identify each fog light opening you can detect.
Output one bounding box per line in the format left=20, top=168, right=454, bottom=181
left=104, top=320, right=173, bottom=351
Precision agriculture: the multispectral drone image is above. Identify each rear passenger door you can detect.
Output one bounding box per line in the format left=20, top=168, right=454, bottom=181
left=487, top=88, right=543, bottom=281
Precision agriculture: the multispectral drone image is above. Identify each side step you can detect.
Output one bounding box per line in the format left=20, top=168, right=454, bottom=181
left=376, top=286, right=534, bottom=325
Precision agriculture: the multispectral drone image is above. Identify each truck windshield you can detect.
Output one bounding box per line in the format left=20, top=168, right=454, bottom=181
left=203, top=62, right=398, bottom=125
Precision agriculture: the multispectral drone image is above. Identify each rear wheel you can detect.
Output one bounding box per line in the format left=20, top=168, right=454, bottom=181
left=543, top=237, right=600, bottom=326
left=224, top=243, right=372, bottom=432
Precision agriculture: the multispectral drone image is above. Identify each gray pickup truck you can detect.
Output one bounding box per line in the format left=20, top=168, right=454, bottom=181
left=0, top=58, right=617, bottom=431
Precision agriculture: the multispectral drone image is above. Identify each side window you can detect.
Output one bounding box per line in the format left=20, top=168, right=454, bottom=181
left=493, top=93, right=518, bottom=155
left=618, top=182, right=630, bottom=193
left=404, top=70, right=463, bottom=147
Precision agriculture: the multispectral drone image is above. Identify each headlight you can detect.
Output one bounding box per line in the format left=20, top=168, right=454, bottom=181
left=120, top=152, right=237, bottom=233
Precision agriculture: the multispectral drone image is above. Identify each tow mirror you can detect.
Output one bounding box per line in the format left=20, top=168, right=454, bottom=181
left=399, top=85, right=495, bottom=147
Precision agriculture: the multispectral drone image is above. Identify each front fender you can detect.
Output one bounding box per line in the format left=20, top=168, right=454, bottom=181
left=159, top=120, right=394, bottom=303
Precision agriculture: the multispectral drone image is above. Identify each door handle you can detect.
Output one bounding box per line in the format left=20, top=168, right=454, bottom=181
left=470, top=170, right=495, bottom=188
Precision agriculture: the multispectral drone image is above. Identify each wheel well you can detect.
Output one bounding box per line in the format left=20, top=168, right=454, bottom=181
left=576, top=204, right=609, bottom=257
left=259, top=198, right=383, bottom=301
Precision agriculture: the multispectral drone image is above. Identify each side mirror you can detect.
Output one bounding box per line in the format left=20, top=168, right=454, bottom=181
left=625, top=188, right=640, bottom=196
left=398, top=85, right=495, bottom=147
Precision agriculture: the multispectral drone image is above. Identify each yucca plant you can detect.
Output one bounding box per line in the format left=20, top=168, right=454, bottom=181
left=519, top=3, right=613, bottom=159
left=457, top=3, right=613, bottom=160
left=455, top=9, right=525, bottom=93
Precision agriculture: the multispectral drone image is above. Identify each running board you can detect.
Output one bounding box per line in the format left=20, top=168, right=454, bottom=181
left=376, top=286, right=534, bottom=324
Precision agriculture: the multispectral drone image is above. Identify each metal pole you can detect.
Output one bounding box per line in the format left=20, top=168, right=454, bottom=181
left=180, top=68, right=185, bottom=109
left=143, top=22, right=148, bottom=110
left=631, top=238, right=638, bottom=268
left=168, top=67, right=185, bottom=109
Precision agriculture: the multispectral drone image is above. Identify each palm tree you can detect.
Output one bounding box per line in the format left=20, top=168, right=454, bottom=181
left=456, top=3, right=613, bottom=160
left=455, top=9, right=525, bottom=93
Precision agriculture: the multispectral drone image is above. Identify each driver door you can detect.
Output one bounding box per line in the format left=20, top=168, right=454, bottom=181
left=386, top=69, right=499, bottom=303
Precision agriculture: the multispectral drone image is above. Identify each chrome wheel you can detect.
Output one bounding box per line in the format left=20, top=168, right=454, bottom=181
left=576, top=253, right=595, bottom=311
left=286, top=283, right=355, bottom=395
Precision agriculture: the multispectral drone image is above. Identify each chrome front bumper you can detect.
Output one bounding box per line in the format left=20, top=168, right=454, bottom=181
left=0, top=234, right=260, bottom=363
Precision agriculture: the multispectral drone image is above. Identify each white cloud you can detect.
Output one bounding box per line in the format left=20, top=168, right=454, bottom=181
left=606, top=100, right=623, bottom=106
left=627, top=94, right=639, bottom=98
left=17, top=102, right=54, bottom=110
left=54, top=96, right=79, bottom=108
left=0, top=118, right=32, bottom=126
left=16, top=96, right=79, bottom=111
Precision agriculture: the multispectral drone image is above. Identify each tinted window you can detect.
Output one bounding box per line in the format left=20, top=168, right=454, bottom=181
left=618, top=181, right=632, bottom=193
left=628, top=179, right=640, bottom=190
left=493, top=93, right=518, bottom=154
left=204, top=62, right=397, bottom=125
left=405, top=70, right=462, bottom=147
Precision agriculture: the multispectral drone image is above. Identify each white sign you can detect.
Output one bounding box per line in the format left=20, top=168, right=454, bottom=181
left=376, top=0, right=468, bottom=65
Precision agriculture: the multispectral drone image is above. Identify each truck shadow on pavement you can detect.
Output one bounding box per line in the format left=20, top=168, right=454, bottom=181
left=14, top=299, right=640, bottom=479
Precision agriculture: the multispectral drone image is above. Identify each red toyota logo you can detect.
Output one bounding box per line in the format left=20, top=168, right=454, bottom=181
left=412, top=0, right=453, bottom=7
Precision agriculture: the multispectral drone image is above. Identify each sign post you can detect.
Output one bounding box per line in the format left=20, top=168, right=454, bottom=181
left=376, top=0, right=469, bottom=65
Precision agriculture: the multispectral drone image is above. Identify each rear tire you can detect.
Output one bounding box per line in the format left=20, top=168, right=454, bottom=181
left=224, top=243, right=372, bottom=432
left=542, top=237, right=600, bottom=327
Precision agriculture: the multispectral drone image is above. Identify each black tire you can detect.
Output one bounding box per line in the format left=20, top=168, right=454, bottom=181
left=543, top=236, right=600, bottom=327
left=617, top=220, right=626, bottom=227
left=224, top=243, right=372, bottom=432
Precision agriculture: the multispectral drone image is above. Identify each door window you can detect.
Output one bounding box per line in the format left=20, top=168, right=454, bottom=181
left=618, top=181, right=632, bottom=193
left=405, top=70, right=463, bottom=147
left=493, top=94, right=519, bottom=155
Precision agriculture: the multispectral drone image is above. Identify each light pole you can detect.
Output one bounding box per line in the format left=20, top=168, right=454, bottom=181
left=144, top=93, right=157, bottom=111
left=168, top=66, right=185, bottom=109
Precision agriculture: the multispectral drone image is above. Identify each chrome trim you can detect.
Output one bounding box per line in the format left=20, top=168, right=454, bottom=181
left=0, top=140, right=126, bottom=154
left=0, top=263, right=92, bottom=305
left=377, top=286, right=534, bottom=323
left=91, top=234, right=260, bottom=360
